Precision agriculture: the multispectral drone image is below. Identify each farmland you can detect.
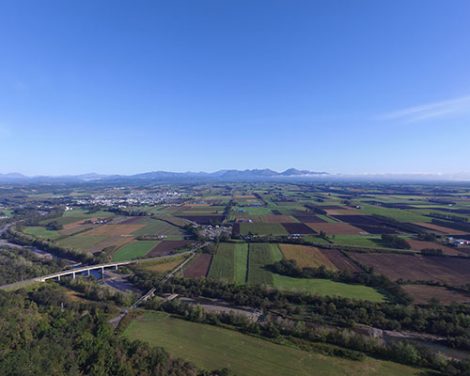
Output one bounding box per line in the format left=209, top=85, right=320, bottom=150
left=7, top=181, right=470, bottom=375
left=112, top=240, right=158, bottom=262
left=124, top=311, right=420, bottom=376
left=279, top=244, right=337, bottom=270
left=208, top=242, right=248, bottom=283
left=247, top=243, right=283, bottom=285
left=271, top=275, right=385, bottom=302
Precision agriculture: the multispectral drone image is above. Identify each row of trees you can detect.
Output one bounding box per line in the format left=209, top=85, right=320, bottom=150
left=128, top=273, right=470, bottom=348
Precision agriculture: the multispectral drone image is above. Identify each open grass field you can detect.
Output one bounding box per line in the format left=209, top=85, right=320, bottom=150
left=124, top=311, right=420, bottom=376
left=279, top=244, right=337, bottom=270
left=208, top=243, right=248, bottom=283
left=112, top=240, right=158, bottom=262
left=272, top=275, right=385, bottom=302
left=56, top=235, right=107, bottom=252
left=359, top=205, right=431, bottom=223
left=239, top=223, right=289, bottom=236
left=332, top=235, right=383, bottom=248
left=247, top=243, right=283, bottom=285
left=23, top=226, right=61, bottom=240
left=131, top=218, right=186, bottom=238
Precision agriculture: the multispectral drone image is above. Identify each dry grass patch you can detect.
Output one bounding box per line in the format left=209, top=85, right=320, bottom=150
left=279, top=244, right=337, bottom=271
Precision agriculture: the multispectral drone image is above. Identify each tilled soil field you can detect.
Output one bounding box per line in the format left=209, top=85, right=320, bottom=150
left=147, top=240, right=192, bottom=257
left=183, top=253, right=212, bottom=278
left=348, top=252, right=470, bottom=286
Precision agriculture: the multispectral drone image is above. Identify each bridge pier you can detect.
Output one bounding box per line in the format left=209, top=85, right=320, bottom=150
left=57, top=275, right=60, bottom=281
left=72, top=272, right=76, bottom=280
left=115, top=265, right=118, bottom=271
left=87, top=269, right=90, bottom=276
left=101, top=267, right=105, bottom=279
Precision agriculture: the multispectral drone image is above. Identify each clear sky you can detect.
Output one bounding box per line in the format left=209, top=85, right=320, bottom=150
left=1, top=1, right=470, bottom=176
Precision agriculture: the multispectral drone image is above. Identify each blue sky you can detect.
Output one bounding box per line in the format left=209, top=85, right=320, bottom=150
left=1, top=1, right=470, bottom=175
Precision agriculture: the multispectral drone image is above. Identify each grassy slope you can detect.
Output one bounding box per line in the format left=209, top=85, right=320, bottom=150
left=124, top=312, right=420, bottom=376
left=272, top=275, right=385, bottom=302
left=23, top=226, right=61, bottom=240
left=112, top=240, right=158, bottom=262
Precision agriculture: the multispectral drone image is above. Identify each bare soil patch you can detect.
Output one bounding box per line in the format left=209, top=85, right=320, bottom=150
left=259, top=215, right=297, bottom=223
left=407, top=239, right=461, bottom=256
left=307, top=222, right=367, bottom=235
left=320, top=249, right=362, bottom=272
left=348, top=252, right=470, bottom=286
left=183, top=253, right=212, bottom=278
left=294, top=215, right=326, bottom=223
left=147, top=240, right=192, bottom=257
left=176, top=215, right=224, bottom=225
left=281, top=222, right=316, bottom=234
left=402, top=284, right=470, bottom=305
left=413, top=222, right=467, bottom=235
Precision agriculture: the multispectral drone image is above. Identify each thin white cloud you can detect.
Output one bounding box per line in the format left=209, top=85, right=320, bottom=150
left=380, top=95, right=470, bottom=123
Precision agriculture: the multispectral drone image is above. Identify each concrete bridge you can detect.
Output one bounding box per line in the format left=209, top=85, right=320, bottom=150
left=33, top=260, right=136, bottom=282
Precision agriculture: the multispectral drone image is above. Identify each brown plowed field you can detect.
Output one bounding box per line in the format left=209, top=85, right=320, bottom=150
left=282, top=223, right=317, bottom=234
left=120, top=216, right=146, bottom=224
left=90, top=236, right=134, bottom=253
left=183, top=253, right=212, bottom=278
left=259, top=215, right=297, bottom=223
left=294, top=215, right=325, bottom=223
left=320, top=249, right=361, bottom=272
left=147, top=240, right=192, bottom=257
left=176, top=215, right=224, bottom=225
left=402, top=284, right=470, bottom=305
left=279, top=244, right=337, bottom=270
left=348, top=252, right=470, bottom=286
left=407, top=239, right=461, bottom=256
left=413, top=222, right=467, bottom=235
left=307, top=222, right=367, bottom=235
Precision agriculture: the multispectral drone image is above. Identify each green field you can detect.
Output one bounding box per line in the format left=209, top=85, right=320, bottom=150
left=272, top=275, right=385, bottom=302
left=247, top=243, right=283, bottom=285
left=240, top=223, right=289, bottom=236
left=359, top=205, right=430, bottom=223
left=112, top=240, right=158, bottom=262
left=332, top=235, right=383, bottom=248
left=124, top=312, right=420, bottom=376
left=208, top=242, right=248, bottom=283
left=22, top=226, right=61, bottom=240
left=236, top=206, right=273, bottom=215
left=131, top=218, right=186, bottom=239
left=56, top=235, right=106, bottom=251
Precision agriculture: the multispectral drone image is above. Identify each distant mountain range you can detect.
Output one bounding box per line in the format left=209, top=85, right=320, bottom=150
left=0, top=169, right=329, bottom=184
left=2, top=169, right=470, bottom=184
